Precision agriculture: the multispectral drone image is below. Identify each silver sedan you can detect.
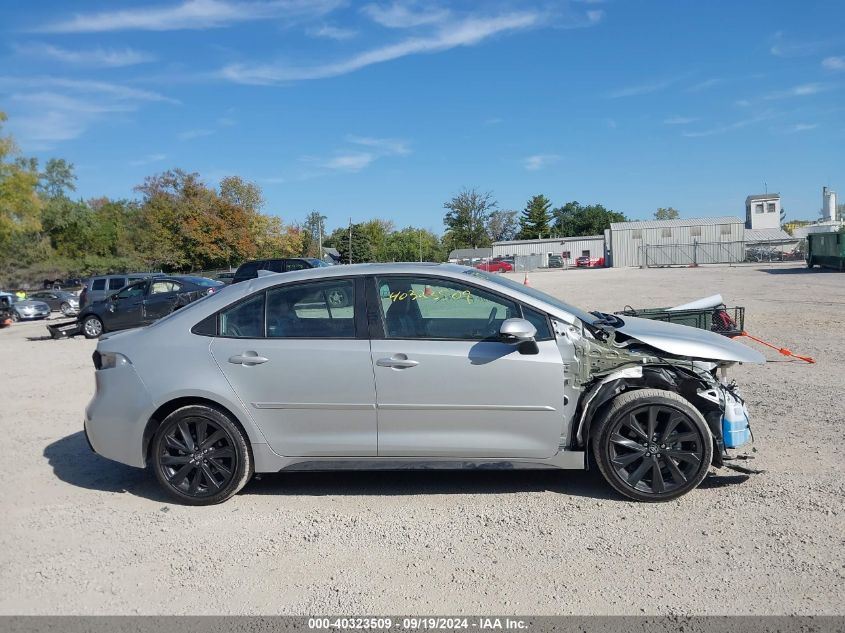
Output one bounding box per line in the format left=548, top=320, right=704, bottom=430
left=85, top=263, right=765, bottom=505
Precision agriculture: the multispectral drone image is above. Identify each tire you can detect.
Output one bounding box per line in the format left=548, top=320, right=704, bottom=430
left=82, top=315, right=104, bottom=339
left=327, top=288, right=348, bottom=308
left=152, top=405, right=253, bottom=506
left=11, top=311, right=20, bottom=322
left=591, top=389, right=713, bottom=502
left=807, top=257, right=814, bottom=269
left=60, top=302, right=72, bottom=317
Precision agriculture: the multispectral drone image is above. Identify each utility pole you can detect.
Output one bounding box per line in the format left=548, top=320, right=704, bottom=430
left=419, top=229, right=423, bottom=262
left=318, top=219, right=322, bottom=261
left=348, top=218, right=352, bottom=265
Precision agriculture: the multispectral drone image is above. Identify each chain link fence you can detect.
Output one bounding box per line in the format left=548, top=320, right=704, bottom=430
left=636, top=240, right=802, bottom=268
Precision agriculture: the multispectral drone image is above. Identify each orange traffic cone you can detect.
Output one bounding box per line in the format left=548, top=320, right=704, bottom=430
left=523, top=273, right=530, bottom=286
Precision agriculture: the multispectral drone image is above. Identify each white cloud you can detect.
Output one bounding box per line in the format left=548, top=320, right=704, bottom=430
left=687, top=78, right=721, bottom=93
left=784, top=123, right=818, bottom=133
left=221, top=11, right=540, bottom=83
left=822, top=56, right=845, bottom=71
left=664, top=116, right=697, bottom=125
left=130, top=153, right=167, bottom=166
left=361, top=2, right=450, bottom=28
left=682, top=111, right=778, bottom=138
left=769, top=31, right=826, bottom=58
left=523, top=154, right=560, bottom=171
left=586, top=10, right=604, bottom=24
left=347, top=135, right=410, bottom=155
left=764, top=83, right=830, bottom=99
left=609, top=78, right=674, bottom=98
left=308, top=24, right=357, bottom=40
left=178, top=128, right=215, bottom=140
left=35, top=0, right=343, bottom=33
left=13, top=42, right=156, bottom=67
left=322, top=152, right=376, bottom=171
left=0, top=76, right=176, bottom=149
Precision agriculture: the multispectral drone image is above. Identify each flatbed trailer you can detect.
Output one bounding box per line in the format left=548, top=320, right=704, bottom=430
left=807, top=231, right=845, bottom=271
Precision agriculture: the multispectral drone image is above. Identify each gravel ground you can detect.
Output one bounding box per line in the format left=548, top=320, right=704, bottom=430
left=0, top=263, right=843, bottom=615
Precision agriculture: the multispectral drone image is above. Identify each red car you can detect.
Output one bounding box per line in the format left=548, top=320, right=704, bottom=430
left=475, top=260, right=513, bottom=273
left=576, top=256, right=605, bottom=268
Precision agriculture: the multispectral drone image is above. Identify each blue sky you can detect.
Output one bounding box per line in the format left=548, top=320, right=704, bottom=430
left=2, top=0, right=843, bottom=232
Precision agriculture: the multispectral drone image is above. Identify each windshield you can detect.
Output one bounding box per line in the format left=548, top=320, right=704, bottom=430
left=464, top=269, right=598, bottom=325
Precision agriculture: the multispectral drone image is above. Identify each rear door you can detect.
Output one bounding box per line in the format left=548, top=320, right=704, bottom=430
left=209, top=277, right=377, bottom=456
left=143, top=279, right=182, bottom=323
left=369, top=275, right=567, bottom=458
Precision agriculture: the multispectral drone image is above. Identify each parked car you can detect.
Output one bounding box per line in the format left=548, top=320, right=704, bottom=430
left=79, top=273, right=164, bottom=308
left=215, top=272, right=236, bottom=285
left=548, top=255, right=563, bottom=268
left=26, top=289, right=80, bottom=316
left=78, top=275, right=223, bottom=338
left=475, top=260, right=513, bottom=273
left=85, top=263, right=765, bottom=505
left=8, top=295, right=51, bottom=321
left=231, top=258, right=330, bottom=285
left=576, top=256, right=605, bottom=267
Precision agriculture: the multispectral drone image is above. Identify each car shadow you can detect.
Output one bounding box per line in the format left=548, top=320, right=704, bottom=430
left=242, top=467, right=624, bottom=501
left=758, top=266, right=835, bottom=275
left=44, top=431, right=169, bottom=502
left=699, top=472, right=751, bottom=488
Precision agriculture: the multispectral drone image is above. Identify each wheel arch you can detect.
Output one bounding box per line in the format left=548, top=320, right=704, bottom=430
left=143, top=396, right=255, bottom=465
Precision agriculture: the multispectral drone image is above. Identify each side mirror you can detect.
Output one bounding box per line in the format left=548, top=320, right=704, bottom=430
left=499, top=318, right=536, bottom=344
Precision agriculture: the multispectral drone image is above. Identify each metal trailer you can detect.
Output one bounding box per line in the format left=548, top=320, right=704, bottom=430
left=615, top=305, right=745, bottom=338
left=807, top=232, right=845, bottom=271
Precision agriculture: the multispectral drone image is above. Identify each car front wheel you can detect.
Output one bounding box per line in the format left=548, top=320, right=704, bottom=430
left=591, top=389, right=713, bottom=502
left=82, top=315, right=103, bottom=338
left=60, top=302, right=73, bottom=316
left=152, top=405, right=253, bottom=505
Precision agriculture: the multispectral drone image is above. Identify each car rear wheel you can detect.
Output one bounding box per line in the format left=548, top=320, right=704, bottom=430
left=60, top=302, right=73, bottom=316
left=11, top=311, right=20, bottom=322
left=591, top=389, right=712, bottom=502
left=82, top=315, right=103, bottom=338
left=152, top=405, right=252, bottom=505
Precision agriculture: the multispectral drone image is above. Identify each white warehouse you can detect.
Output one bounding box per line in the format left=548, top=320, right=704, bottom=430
left=607, top=217, right=746, bottom=268
left=492, top=236, right=606, bottom=267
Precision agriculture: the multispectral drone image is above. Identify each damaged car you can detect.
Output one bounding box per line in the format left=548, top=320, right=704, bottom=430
left=84, top=263, right=764, bottom=505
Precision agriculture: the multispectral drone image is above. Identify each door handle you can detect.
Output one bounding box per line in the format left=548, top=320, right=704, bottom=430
left=376, top=355, right=419, bottom=369
left=228, top=352, right=269, bottom=366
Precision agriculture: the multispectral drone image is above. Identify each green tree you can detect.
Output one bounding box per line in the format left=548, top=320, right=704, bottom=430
left=487, top=209, right=518, bottom=242
left=0, top=112, right=42, bottom=246
left=359, top=218, right=395, bottom=262
left=517, top=195, right=552, bottom=239
left=39, top=159, right=77, bottom=199
left=302, top=210, right=327, bottom=258
left=385, top=226, right=444, bottom=262
left=553, top=201, right=627, bottom=237
left=443, top=188, right=495, bottom=251
left=219, top=175, right=264, bottom=213
left=324, top=223, right=373, bottom=264
left=654, top=207, right=680, bottom=221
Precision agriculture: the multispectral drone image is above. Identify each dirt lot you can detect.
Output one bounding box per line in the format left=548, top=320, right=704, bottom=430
left=1, top=263, right=843, bottom=615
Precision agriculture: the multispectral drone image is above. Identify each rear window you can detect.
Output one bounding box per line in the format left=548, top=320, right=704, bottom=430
left=220, top=293, right=265, bottom=338
left=92, top=279, right=106, bottom=291
left=108, top=278, right=126, bottom=290
left=235, top=262, right=262, bottom=278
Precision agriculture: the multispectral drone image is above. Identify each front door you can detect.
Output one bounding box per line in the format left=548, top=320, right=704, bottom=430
left=209, top=278, right=377, bottom=457
left=107, top=280, right=146, bottom=330
left=369, top=275, right=566, bottom=458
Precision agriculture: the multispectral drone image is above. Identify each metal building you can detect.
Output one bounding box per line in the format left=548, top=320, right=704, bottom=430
left=492, top=236, right=606, bottom=267
left=607, top=217, right=745, bottom=268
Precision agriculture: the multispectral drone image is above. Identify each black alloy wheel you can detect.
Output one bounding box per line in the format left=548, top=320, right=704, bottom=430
left=592, top=389, right=712, bottom=502
left=152, top=405, right=252, bottom=505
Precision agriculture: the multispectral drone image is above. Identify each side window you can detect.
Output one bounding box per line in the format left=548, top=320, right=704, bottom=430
left=108, top=277, right=126, bottom=290
left=149, top=281, right=181, bottom=295
left=92, top=279, right=106, bottom=291
left=267, top=260, right=284, bottom=273
left=114, top=281, right=145, bottom=299
left=376, top=276, right=518, bottom=340
left=220, top=293, right=265, bottom=338
left=284, top=259, right=309, bottom=272
left=266, top=280, right=354, bottom=338
left=522, top=306, right=552, bottom=340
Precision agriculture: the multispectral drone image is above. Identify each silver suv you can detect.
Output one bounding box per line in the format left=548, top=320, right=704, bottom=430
left=84, top=263, right=764, bottom=505
left=79, top=273, right=162, bottom=308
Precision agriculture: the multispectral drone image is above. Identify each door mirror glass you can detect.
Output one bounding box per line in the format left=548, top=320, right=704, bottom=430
left=499, top=318, right=536, bottom=343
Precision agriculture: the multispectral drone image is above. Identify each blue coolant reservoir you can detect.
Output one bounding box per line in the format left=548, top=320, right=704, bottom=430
left=722, top=392, right=751, bottom=449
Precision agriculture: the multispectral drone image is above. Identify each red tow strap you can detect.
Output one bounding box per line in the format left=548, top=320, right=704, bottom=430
left=739, top=331, right=815, bottom=364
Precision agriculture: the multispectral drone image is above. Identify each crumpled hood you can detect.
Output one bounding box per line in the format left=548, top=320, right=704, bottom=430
left=615, top=315, right=765, bottom=364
